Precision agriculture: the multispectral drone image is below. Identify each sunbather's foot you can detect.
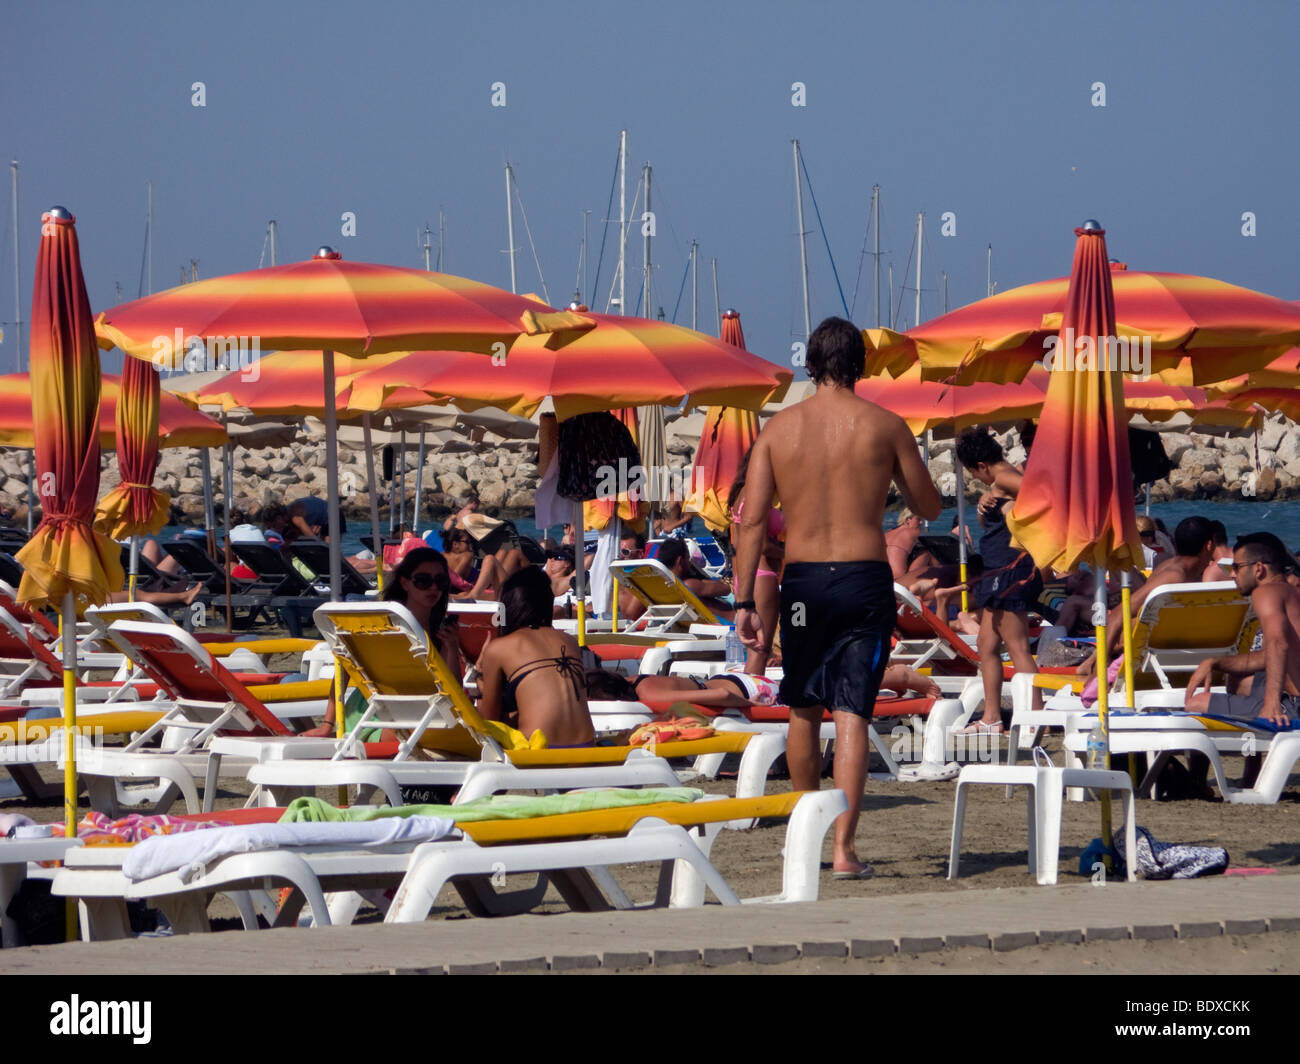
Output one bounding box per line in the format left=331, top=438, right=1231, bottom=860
left=954, top=719, right=1003, bottom=735
left=182, top=581, right=203, bottom=605
left=832, top=860, right=874, bottom=879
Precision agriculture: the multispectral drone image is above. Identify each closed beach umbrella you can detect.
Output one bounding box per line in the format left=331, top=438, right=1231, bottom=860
left=93, top=358, right=170, bottom=539
left=15, top=208, right=122, bottom=920
left=1005, top=221, right=1143, bottom=856
left=93, top=358, right=170, bottom=599
left=866, top=268, right=1300, bottom=386
left=686, top=310, right=762, bottom=533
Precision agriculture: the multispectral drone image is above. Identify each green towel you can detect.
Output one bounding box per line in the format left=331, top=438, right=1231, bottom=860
left=279, top=787, right=705, bottom=824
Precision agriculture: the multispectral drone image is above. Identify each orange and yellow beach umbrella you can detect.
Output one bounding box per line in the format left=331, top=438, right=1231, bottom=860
left=0, top=371, right=226, bottom=450
left=866, top=269, right=1300, bottom=387
left=94, top=250, right=591, bottom=599
left=344, top=313, right=792, bottom=421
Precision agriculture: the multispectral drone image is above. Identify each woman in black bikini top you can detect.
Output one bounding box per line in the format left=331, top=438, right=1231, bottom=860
left=475, top=566, right=595, bottom=747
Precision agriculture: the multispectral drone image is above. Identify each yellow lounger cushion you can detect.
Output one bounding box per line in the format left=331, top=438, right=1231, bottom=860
left=459, top=789, right=805, bottom=844
left=0, top=710, right=165, bottom=745
left=503, top=730, right=754, bottom=767
left=243, top=679, right=334, bottom=703
left=202, top=639, right=321, bottom=657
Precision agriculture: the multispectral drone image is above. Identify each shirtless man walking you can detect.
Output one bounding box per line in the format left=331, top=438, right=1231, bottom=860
left=734, top=317, right=942, bottom=878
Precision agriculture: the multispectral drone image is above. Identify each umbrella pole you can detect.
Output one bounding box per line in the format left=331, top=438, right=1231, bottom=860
left=414, top=428, right=427, bottom=533
left=1144, top=483, right=1150, bottom=516
left=321, top=349, right=343, bottom=601
left=572, top=499, right=587, bottom=647
left=1120, top=566, right=1138, bottom=786
left=128, top=535, right=139, bottom=602
left=399, top=429, right=407, bottom=532
left=25, top=450, right=34, bottom=536
left=362, top=414, right=384, bottom=594
left=60, top=590, right=78, bottom=941
left=1092, top=565, right=1114, bottom=866
left=956, top=466, right=969, bottom=613
left=223, top=439, right=234, bottom=630
left=611, top=515, right=622, bottom=632
left=199, top=449, right=217, bottom=563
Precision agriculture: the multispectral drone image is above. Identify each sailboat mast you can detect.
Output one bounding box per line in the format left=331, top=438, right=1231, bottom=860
left=793, top=140, right=811, bottom=340
left=712, top=258, right=720, bottom=337
left=690, top=240, right=698, bottom=331
left=422, top=224, right=431, bottom=271
left=505, top=163, right=518, bottom=293
left=617, top=129, right=627, bottom=315
left=987, top=244, right=993, bottom=297
left=642, top=163, right=652, bottom=318
left=268, top=219, right=277, bottom=267
left=872, top=184, right=881, bottom=328
left=914, top=211, right=924, bottom=329
left=9, top=161, right=19, bottom=373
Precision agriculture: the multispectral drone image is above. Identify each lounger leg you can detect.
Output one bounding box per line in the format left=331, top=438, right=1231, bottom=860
left=202, top=753, right=221, bottom=813
left=948, top=779, right=969, bottom=879
left=154, top=893, right=211, bottom=935
left=1121, top=787, right=1138, bottom=883
left=325, top=891, right=365, bottom=926
left=1035, top=774, right=1063, bottom=886
left=0, top=865, right=22, bottom=947
left=735, top=732, right=788, bottom=800
left=229, top=891, right=261, bottom=930
left=692, top=751, right=727, bottom=780
left=1025, top=781, right=1037, bottom=875
left=77, top=898, right=131, bottom=942
left=668, top=823, right=723, bottom=908
left=775, top=790, right=848, bottom=904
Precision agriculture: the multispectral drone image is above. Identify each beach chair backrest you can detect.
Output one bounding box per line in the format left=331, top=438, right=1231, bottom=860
left=607, top=558, right=719, bottom=628
left=0, top=553, right=23, bottom=589
left=313, top=602, right=521, bottom=758
left=160, top=540, right=227, bottom=591
left=892, top=583, right=976, bottom=665
left=290, top=540, right=372, bottom=595
left=232, top=542, right=314, bottom=595
left=0, top=604, right=59, bottom=675
left=447, top=600, right=505, bottom=661
left=1132, top=581, right=1254, bottom=685
left=104, top=621, right=290, bottom=736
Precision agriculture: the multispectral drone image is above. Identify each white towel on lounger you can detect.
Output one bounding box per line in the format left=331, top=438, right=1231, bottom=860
left=122, top=817, right=457, bottom=883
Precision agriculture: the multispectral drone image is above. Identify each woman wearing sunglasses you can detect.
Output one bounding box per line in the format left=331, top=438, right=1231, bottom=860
left=385, top=547, right=464, bottom=674
left=303, top=547, right=463, bottom=741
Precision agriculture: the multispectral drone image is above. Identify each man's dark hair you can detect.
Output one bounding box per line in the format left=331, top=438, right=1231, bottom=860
left=619, top=529, right=646, bottom=549
left=1208, top=519, right=1228, bottom=548
left=955, top=428, right=1004, bottom=470
left=261, top=502, right=287, bottom=526
left=500, top=565, right=555, bottom=633
left=806, top=317, right=865, bottom=388
left=1173, top=516, right=1214, bottom=557
left=1235, top=533, right=1291, bottom=574
left=655, top=538, right=689, bottom=573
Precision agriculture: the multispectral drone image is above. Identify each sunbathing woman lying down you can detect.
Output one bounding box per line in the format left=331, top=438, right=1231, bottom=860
left=584, top=663, right=940, bottom=708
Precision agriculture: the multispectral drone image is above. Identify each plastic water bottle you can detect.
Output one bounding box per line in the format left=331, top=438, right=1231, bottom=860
left=1086, top=723, right=1106, bottom=769
left=725, top=629, right=745, bottom=669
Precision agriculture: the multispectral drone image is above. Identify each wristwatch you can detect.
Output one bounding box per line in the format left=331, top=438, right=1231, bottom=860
left=733, top=599, right=756, bottom=611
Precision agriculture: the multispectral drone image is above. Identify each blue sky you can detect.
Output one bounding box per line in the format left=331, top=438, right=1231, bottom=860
left=2, top=0, right=1297, bottom=375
